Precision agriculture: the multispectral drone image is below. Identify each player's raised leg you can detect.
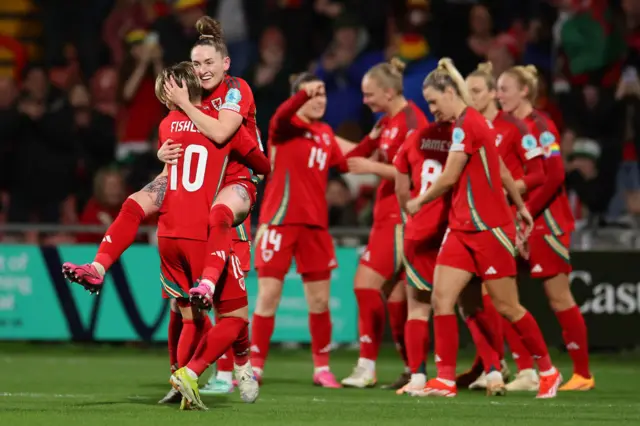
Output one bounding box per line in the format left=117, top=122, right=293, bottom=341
left=62, top=176, right=166, bottom=292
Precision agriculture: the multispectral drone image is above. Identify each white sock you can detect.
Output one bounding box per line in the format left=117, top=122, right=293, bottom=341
left=217, top=371, right=233, bottom=383
left=314, top=366, right=330, bottom=374
left=91, top=262, right=105, bottom=277
left=486, top=370, right=502, bottom=382
left=410, top=373, right=426, bottom=386
left=200, top=278, right=216, bottom=293
left=357, top=358, right=376, bottom=373
left=539, top=367, right=557, bottom=377
left=186, top=367, right=198, bottom=380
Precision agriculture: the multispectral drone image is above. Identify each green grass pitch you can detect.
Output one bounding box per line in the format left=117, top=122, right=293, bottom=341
left=1, top=343, right=639, bottom=426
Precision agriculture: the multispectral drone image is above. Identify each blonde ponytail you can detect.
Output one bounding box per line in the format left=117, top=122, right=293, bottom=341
left=468, top=61, right=496, bottom=90
left=364, top=58, right=406, bottom=94
left=504, top=65, right=539, bottom=102
left=423, top=58, right=471, bottom=104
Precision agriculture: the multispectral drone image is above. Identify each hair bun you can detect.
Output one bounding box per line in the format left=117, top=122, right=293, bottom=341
left=389, top=57, right=406, bottom=74
left=437, top=57, right=454, bottom=70
left=195, top=16, right=223, bottom=40
left=523, top=65, right=538, bottom=78
left=476, top=61, right=493, bottom=74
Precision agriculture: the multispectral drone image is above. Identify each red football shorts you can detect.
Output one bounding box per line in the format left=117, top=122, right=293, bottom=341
left=232, top=239, right=251, bottom=273
left=436, top=225, right=517, bottom=281
left=527, top=233, right=572, bottom=278
left=158, top=237, right=247, bottom=313
left=403, top=237, right=440, bottom=292
left=360, top=224, right=404, bottom=281
left=254, top=224, right=337, bottom=281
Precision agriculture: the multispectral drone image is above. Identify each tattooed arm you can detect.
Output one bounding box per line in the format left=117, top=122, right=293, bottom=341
left=129, top=165, right=169, bottom=214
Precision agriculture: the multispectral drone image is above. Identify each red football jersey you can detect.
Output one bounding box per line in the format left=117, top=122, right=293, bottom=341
left=157, top=110, right=257, bottom=241
left=346, top=101, right=428, bottom=226
left=448, top=107, right=513, bottom=231
left=203, top=75, right=262, bottom=242
left=524, top=110, right=575, bottom=235
left=394, top=122, right=452, bottom=241
left=494, top=110, right=543, bottom=181
left=259, top=90, right=347, bottom=229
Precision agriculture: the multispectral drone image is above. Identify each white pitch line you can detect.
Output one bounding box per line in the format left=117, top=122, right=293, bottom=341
left=0, top=392, right=95, bottom=399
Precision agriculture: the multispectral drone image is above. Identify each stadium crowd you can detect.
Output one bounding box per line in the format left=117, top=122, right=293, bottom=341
left=0, top=0, right=639, bottom=245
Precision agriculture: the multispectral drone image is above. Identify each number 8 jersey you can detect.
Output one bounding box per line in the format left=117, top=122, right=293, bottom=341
left=259, top=90, right=348, bottom=229
left=394, top=121, right=453, bottom=241
left=157, top=109, right=259, bottom=241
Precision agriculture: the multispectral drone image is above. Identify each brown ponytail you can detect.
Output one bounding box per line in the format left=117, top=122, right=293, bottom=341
left=193, top=16, right=228, bottom=56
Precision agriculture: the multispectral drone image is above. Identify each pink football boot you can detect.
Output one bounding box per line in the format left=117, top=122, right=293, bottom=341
left=61, top=263, right=104, bottom=294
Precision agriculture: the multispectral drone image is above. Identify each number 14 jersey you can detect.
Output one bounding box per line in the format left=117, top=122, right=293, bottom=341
left=259, top=91, right=347, bottom=229
left=394, top=122, right=453, bottom=241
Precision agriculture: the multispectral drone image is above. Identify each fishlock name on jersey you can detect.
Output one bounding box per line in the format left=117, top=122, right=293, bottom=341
left=170, top=120, right=200, bottom=133
left=420, top=139, right=450, bottom=152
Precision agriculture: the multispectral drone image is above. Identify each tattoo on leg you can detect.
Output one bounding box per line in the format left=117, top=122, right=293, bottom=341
left=232, top=184, right=250, bottom=202
left=142, top=176, right=168, bottom=208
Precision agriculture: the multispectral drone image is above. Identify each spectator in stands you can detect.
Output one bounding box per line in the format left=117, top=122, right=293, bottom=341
left=211, top=0, right=253, bottom=76
left=566, top=137, right=601, bottom=228
left=0, top=77, right=19, bottom=207
left=456, top=4, right=495, bottom=76
left=103, top=0, right=169, bottom=65
left=7, top=65, right=75, bottom=226
left=326, top=176, right=358, bottom=227
left=153, top=0, right=205, bottom=66
left=77, top=169, right=127, bottom=243
left=315, top=13, right=384, bottom=129
left=486, top=33, right=518, bottom=79
left=243, top=26, right=291, bottom=145
left=68, top=83, right=117, bottom=209
left=116, top=29, right=165, bottom=161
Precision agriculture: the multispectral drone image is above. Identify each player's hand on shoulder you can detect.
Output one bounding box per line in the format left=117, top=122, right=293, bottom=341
left=158, top=139, right=183, bottom=164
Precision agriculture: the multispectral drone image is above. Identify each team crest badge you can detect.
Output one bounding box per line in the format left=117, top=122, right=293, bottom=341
left=211, top=98, right=222, bottom=110
left=262, top=249, right=274, bottom=263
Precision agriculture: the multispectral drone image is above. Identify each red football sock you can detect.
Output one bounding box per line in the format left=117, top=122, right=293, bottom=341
left=479, top=294, right=504, bottom=359
left=168, top=309, right=182, bottom=372
left=512, top=311, right=553, bottom=372
left=177, top=318, right=206, bottom=367
left=217, top=349, right=234, bottom=372
left=250, top=314, right=275, bottom=370
left=354, top=288, right=385, bottom=361
left=555, top=306, right=590, bottom=378
left=94, top=198, right=145, bottom=271
left=387, top=300, right=408, bottom=367
left=502, top=316, right=534, bottom=370
left=187, top=317, right=248, bottom=376
left=466, top=317, right=501, bottom=373
left=309, top=311, right=332, bottom=369
left=232, top=322, right=250, bottom=366
left=405, top=319, right=429, bottom=374
left=434, top=314, right=458, bottom=381
left=202, top=205, right=234, bottom=284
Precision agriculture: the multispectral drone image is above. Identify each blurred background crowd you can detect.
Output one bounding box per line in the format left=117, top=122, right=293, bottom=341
left=0, top=0, right=639, bottom=245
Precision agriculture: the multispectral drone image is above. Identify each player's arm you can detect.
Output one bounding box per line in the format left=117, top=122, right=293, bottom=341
left=395, top=171, right=411, bottom=214
left=232, top=128, right=271, bottom=176
left=338, top=118, right=384, bottom=154
left=272, top=90, right=313, bottom=132
left=177, top=102, right=242, bottom=145
left=500, top=157, right=525, bottom=210
left=526, top=133, right=565, bottom=217
left=515, top=132, right=545, bottom=194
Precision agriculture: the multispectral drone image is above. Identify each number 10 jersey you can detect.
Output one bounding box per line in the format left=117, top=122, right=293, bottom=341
left=157, top=109, right=258, bottom=241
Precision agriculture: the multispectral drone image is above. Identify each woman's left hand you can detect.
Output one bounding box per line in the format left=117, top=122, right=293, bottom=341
left=347, top=157, right=375, bottom=174
left=164, top=76, right=190, bottom=108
